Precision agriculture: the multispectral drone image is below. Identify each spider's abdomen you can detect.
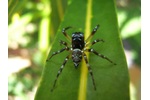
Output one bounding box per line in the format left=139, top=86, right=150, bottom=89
left=72, top=49, right=82, bottom=68
left=72, top=32, right=85, bottom=50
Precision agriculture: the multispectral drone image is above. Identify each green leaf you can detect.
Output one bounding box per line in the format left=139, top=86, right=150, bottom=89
left=34, top=0, right=130, bottom=100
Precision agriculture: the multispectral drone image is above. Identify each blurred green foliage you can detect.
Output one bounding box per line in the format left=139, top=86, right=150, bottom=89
left=117, top=0, right=141, bottom=66
left=8, top=0, right=67, bottom=99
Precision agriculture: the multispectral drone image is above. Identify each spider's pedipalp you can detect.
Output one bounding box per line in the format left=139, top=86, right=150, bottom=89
left=59, top=40, right=68, bottom=47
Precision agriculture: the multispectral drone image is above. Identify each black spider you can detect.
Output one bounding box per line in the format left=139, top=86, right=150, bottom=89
left=46, top=24, right=116, bottom=92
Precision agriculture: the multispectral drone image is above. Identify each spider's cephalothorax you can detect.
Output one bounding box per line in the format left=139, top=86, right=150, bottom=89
left=46, top=24, right=116, bottom=92
left=72, top=32, right=85, bottom=49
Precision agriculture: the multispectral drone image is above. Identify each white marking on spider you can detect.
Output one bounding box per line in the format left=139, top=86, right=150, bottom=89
left=87, top=64, right=90, bottom=67
left=90, top=49, right=93, bottom=52
left=94, top=40, right=97, bottom=42
left=65, top=58, right=68, bottom=61
left=61, top=65, right=64, bottom=69
left=58, top=71, right=61, bottom=74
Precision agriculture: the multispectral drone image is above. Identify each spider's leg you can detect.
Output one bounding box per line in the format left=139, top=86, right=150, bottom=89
left=87, top=49, right=116, bottom=65
left=83, top=53, right=96, bottom=90
left=62, top=27, right=72, bottom=41
left=85, top=24, right=100, bottom=43
left=85, top=39, right=104, bottom=47
left=51, top=54, right=70, bottom=92
left=46, top=47, right=69, bottom=62
left=59, top=40, right=68, bottom=47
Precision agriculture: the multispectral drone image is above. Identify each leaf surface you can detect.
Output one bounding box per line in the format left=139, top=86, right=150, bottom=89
left=34, top=0, right=130, bottom=100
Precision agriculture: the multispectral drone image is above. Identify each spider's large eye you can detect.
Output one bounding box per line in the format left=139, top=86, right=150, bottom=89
left=72, top=34, right=75, bottom=37
left=79, top=33, right=83, bottom=37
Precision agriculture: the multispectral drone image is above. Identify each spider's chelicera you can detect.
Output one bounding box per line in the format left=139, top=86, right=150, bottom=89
left=46, top=24, right=116, bottom=92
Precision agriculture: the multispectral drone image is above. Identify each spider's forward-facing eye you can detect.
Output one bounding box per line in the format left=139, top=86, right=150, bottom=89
left=46, top=24, right=116, bottom=92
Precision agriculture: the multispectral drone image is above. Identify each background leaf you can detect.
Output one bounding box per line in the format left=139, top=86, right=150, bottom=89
left=34, top=0, right=130, bottom=100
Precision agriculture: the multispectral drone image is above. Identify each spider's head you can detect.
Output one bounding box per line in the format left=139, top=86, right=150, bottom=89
left=72, top=32, right=84, bottom=41
left=72, top=32, right=85, bottom=50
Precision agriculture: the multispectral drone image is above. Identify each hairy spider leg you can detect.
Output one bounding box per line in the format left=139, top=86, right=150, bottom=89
left=46, top=47, right=69, bottom=62
left=85, top=39, right=104, bottom=47
left=46, top=40, right=70, bottom=61
left=59, top=40, right=68, bottom=47
left=87, top=49, right=116, bottom=65
left=62, top=26, right=72, bottom=41
left=85, top=24, right=100, bottom=43
left=51, top=55, right=70, bottom=92
left=83, top=53, right=96, bottom=90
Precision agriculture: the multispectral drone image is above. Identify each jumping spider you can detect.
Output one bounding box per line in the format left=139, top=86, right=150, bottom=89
left=46, top=24, right=116, bottom=92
